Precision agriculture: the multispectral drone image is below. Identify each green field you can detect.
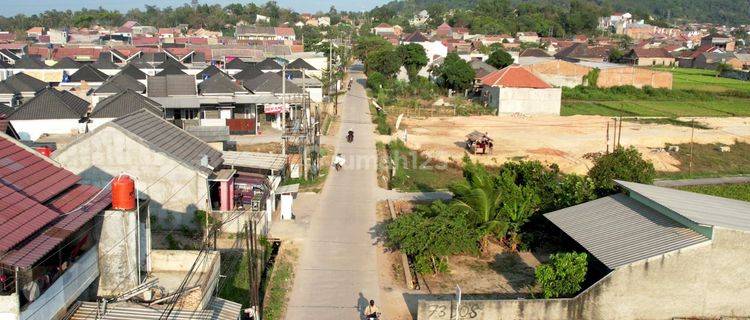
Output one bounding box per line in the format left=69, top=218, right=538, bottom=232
left=652, top=67, right=750, bottom=93
left=562, top=67, right=750, bottom=117
left=676, top=183, right=750, bottom=202
left=385, top=140, right=464, bottom=192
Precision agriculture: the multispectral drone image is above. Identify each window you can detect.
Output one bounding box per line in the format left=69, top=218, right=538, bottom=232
left=203, top=109, right=220, bottom=119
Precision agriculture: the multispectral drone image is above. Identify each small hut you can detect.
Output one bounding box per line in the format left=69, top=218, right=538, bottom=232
left=465, top=131, right=493, bottom=154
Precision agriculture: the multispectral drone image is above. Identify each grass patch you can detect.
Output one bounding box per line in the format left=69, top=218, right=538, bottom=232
left=624, top=118, right=712, bottom=129
left=218, top=251, right=250, bottom=307
left=652, top=67, right=750, bottom=94
left=675, top=183, right=750, bottom=202
left=370, top=102, right=392, bottom=135
left=657, top=141, right=750, bottom=179
left=386, top=139, right=464, bottom=192
left=263, top=244, right=298, bottom=320
left=282, top=144, right=333, bottom=193
left=322, top=114, right=335, bottom=135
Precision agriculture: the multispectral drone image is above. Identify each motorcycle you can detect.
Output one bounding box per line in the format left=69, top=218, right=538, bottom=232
left=347, top=130, right=354, bottom=143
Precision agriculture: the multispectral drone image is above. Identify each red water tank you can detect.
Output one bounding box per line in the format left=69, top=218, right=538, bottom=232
left=112, top=175, right=136, bottom=211
left=35, top=146, right=53, bottom=157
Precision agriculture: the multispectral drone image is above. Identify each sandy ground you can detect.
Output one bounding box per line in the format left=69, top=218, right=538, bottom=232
left=401, top=115, right=750, bottom=174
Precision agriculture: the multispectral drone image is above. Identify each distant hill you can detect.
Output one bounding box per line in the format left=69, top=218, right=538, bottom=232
left=369, top=0, right=750, bottom=26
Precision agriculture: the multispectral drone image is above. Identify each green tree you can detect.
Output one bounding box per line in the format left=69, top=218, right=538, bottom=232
left=353, top=35, right=392, bottom=72
left=367, top=71, right=386, bottom=91
left=496, top=173, right=540, bottom=251
left=386, top=201, right=481, bottom=274
left=396, top=43, right=428, bottom=81
left=608, top=48, right=624, bottom=63
left=433, top=53, right=475, bottom=93
left=715, top=62, right=732, bottom=77
left=367, top=48, right=402, bottom=78
left=535, top=252, right=588, bottom=298
left=486, top=48, right=514, bottom=69
left=588, top=146, right=656, bottom=196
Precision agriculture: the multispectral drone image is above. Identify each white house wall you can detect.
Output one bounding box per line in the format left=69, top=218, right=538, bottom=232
left=485, top=86, right=561, bottom=115
left=11, top=119, right=84, bottom=141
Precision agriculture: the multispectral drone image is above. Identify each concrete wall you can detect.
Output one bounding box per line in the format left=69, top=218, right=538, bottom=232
left=11, top=119, right=84, bottom=141
left=635, top=57, right=675, bottom=66
left=418, top=228, right=750, bottom=320
left=52, top=126, right=209, bottom=227
left=0, top=293, right=19, bottom=320
left=97, top=210, right=139, bottom=297
left=484, top=86, right=561, bottom=115
left=597, top=67, right=673, bottom=89
left=522, top=60, right=589, bottom=88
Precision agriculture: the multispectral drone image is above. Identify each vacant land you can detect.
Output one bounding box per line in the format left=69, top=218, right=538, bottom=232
left=384, top=140, right=465, bottom=191
left=653, top=67, right=750, bottom=93
left=676, top=183, right=750, bottom=202
left=401, top=115, right=750, bottom=175
left=562, top=68, right=750, bottom=117
left=659, top=142, right=750, bottom=179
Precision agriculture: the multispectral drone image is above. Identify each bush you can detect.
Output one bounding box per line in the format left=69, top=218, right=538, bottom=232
left=535, top=252, right=588, bottom=298
left=370, top=102, right=392, bottom=135
left=588, top=146, right=655, bottom=196
left=367, top=71, right=386, bottom=91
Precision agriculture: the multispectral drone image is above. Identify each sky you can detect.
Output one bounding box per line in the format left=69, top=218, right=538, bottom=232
left=3, top=0, right=390, bottom=16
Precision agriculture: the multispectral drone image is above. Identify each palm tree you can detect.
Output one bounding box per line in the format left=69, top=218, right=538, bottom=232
left=498, top=182, right=540, bottom=251
left=449, top=160, right=507, bottom=251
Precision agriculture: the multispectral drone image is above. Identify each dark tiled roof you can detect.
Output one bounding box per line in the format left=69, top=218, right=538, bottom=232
left=69, top=64, right=109, bottom=82
left=554, top=43, right=611, bottom=61
left=94, top=73, right=146, bottom=94
left=0, top=73, right=48, bottom=94
left=243, top=72, right=302, bottom=94
left=0, top=102, right=13, bottom=117
left=51, top=57, right=82, bottom=69
left=233, top=65, right=264, bottom=81
left=186, top=126, right=230, bottom=143
left=147, top=74, right=196, bottom=97
left=402, top=31, right=429, bottom=43
left=91, top=56, right=120, bottom=69
left=225, top=58, right=248, bottom=69
left=156, top=57, right=186, bottom=69
left=0, top=60, right=10, bottom=68
left=90, top=89, right=162, bottom=118
left=256, top=57, right=282, bottom=70
left=286, top=58, right=317, bottom=70
left=198, top=72, right=247, bottom=95
left=196, top=64, right=225, bottom=79
left=0, top=49, right=20, bottom=62
left=111, top=109, right=223, bottom=174
left=120, top=63, right=148, bottom=80
left=155, top=64, right=187, bottom=76
left=470, top=60, right=498, bottom=78
left=8, top=88, right=89, bottom=120
left=519, top=48, right=551, bottom=57
left=13, top=56, right=47, bottom=69
left=126, top=57, right=153, bottom=68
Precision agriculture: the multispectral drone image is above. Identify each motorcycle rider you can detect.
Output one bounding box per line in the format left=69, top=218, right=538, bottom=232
left=364, top=300, right=380, bottom=319
left=347, top=128, right=354, bottom=142
left=332, top=153, right=346, bottom=171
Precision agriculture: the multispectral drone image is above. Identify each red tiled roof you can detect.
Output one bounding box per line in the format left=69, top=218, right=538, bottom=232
left=132, top=37, right=159, bottom=46
left=375, top=23, right=392, bottom=28
left=0, top=43, right=26, bottom=50
left=480, top=65, right=551, bottom=89
left=175, top=37, right=208, bottom=45
left=0, top=33, right=15, bottom=43
left=275, top=27, right=295, bottom=37
left=0, top=188, right=110, bottom=269
left=0, top=183, right=60, bottom=251
left=0, top=138, right=80, bottom=203
left=52, top=47, right=103, bottom=60
left=631, top=47, right=672, bottom=58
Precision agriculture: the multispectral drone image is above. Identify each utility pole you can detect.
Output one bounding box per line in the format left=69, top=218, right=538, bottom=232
left=282, top=64, right=287, bottom=156
left=245, top=222, right=255, bottom=310
left=302, top=68, right=309, bottom=180
left=689, top=119, right=695, bottom=177
left=605, top=121, right=610, bottom=154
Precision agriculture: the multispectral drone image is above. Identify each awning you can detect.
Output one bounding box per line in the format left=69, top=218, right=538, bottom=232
left=222, top=151, right=286, bottom=171
left=276, top=183, right=299, bottom=194
left=153, top=95, right=283, bottom=109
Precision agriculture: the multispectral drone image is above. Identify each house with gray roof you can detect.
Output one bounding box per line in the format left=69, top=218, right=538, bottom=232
left=66, top=64, right=109, bottom=84
left=51, top=57, right=82, bottom=69
left=13, top=55, right=47, bottom=69
left=8, top=87, right=89, bottom=140
left=53, top=108, right=233, bottom=227
left=92, top=72, right=146, bottom=96
left=286, top=58, right=317, bottom=71
left=0, top=72, right=48, bottom=106
left=88, top=89, right=163, bottom=128
left=224, top=58, right=249, bottom=71
left=147, top=74, right=196, bottom=97
left=119, top=63, right=148, bottom=80
left=155, top=64, right=187, bottom=76
left=447, top=180, right=750, bottom=319
left=196, top=64, right=225, bottom=80
left=233, top=65, right=264, bottom=81
left=255, top=57, right=282, bottom=71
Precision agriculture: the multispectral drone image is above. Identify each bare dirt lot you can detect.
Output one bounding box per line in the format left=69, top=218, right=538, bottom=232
left=401, top=115, right=750, bottom=174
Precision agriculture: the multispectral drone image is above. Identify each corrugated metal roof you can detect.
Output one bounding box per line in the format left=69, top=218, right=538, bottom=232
left=222, top=151, right=286, bottom=171
left=208, top=297, right=242, bottom=320
left=111, top=109, right=223, bottom=174
left=68, top=302, right=215, bottom=320
left=617, top=180, right=750, bottom=231
left=544, top=193, right=709, bottom=269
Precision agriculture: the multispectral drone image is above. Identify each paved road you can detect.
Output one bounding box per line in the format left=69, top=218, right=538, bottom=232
left=286, top=68, right=380, bottom=320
